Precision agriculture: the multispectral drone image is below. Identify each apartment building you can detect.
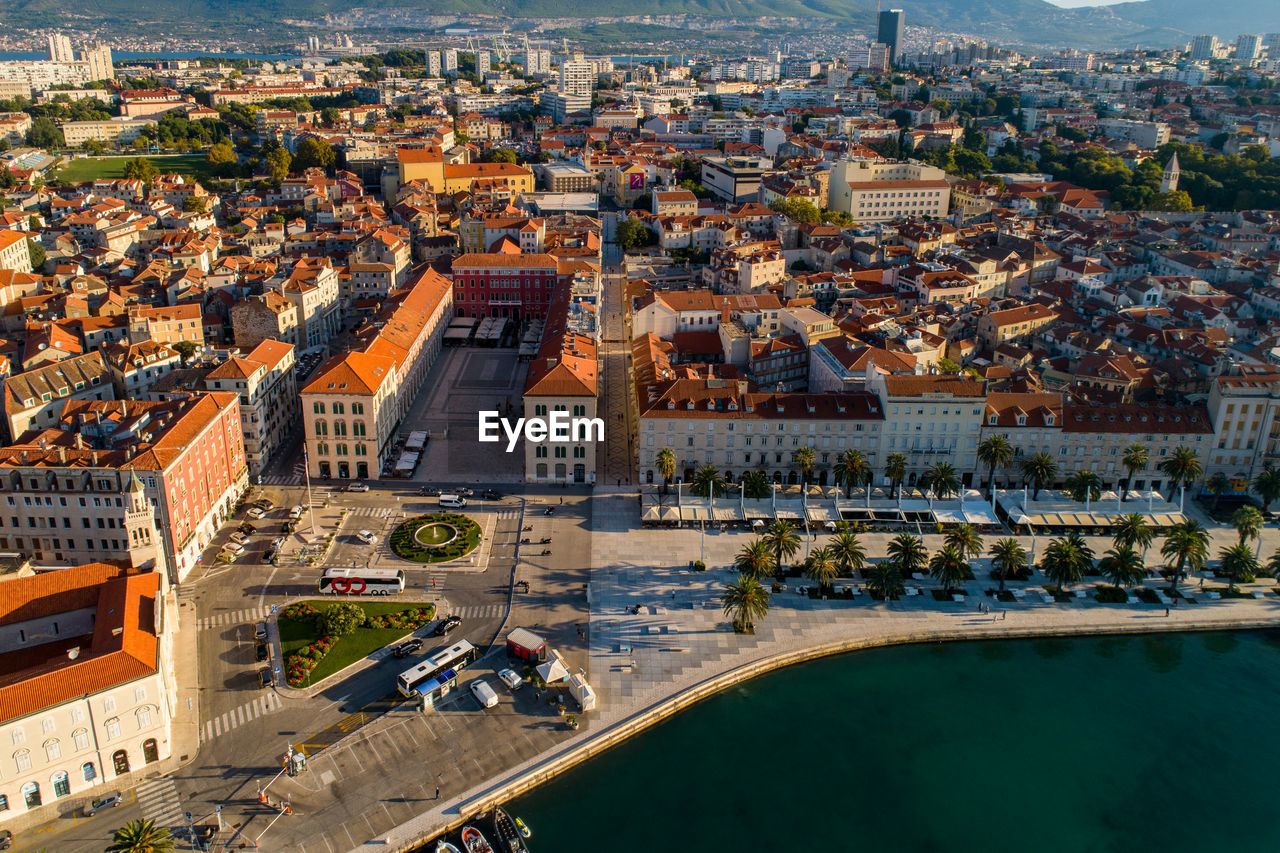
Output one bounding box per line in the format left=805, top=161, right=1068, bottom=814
left=203, top=340, right=298, bottom=477
left=127, top=304, right=204, bottom=348
left=301, top=267, right=453, bottom=480
left=1204, top=372, right=1280, bottom=489
left=977, top=303, right=1059, bottom=351
left=0, top=393, right=247, bottom=582
left=522, top=298, right=599, bottom=485
left=104, top=340, right=181, bottom=400
left=867, top=371, right=987, bottom=486
left=59, top=119, right=156, bottom=148
left=230, top=292, right=300, bottom=351
left=701, top=156, right=771, bottom=204
left=0, top=564, right=175, bottom=828
left=637, top=378, right=884, bottom=485
left=450, top=253, right=564, bottom=322
left=0, top=231, right=32, bottom=273
left=828, top=158, right=950, bottom=221
left=2, top=352, right=114, bottom=443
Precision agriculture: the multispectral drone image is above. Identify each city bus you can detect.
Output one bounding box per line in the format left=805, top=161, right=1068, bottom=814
left=396, top=640, right=479, bottom=706
left=317, top=568, right=405, bottom=596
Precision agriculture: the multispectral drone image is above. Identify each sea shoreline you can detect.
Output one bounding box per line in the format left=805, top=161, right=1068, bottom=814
left=361, top=613, right=1277, bottom=852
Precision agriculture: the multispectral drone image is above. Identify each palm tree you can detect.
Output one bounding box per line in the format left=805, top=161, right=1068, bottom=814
left=764, top=518, right=800, bottom=577
left=1064, top=469, right=1102, bottom=504
left=866, top=560, right=906, bottom=600
left=1204, top=472, right=1231, bottom=515
left=721, top=574, right=771, bottom=633
left=976, top=434, right=1014, bottom=495
left=1219, top=541, right=1259, bottom=592
left=741, top=470, right=771, bottom=500
left=691, top=463, right=725, bottom=499
left=1253, top=466, right=1280, bottom=513
left=733, top=538, right=773, bottom=580
left=1160, top=519, right=1209, bottom=592
left=944, top=522, right=983, bottom=561
left=1021, top=452, right=1058, bottom=500
left=792, top=445, right=816, bottom=486
left=1121, top=442, right=1149, bottom=501
left=1111, top=513, right=1154, bottom=552
left=1040, top=532, right=1094, bottom=591
left=805, top=546, right=839, bottom=592
left=656, top=446, right=676, bottom=494
left=1231, top=505, right=1264, bottom=547
left=884, top=452, right=908, bottom=499
left=1262, top=547, right=1280, bottom=585
left=1158, top=445, right=1202, bottom=512
left=832, top=449, right=869, bottom=499
left=887, top=533, right=928, bottom=578
left=928, top=544, right=969, bottom=594
left=922, top=461, right=960, bottom=500
left=829, top=529, right=866, bottom=575
left=988, top=537, right=1027, bottom=591
left=1098, top=544, right=1146, bottom=592
left=107, top=819, right=175, bottom=853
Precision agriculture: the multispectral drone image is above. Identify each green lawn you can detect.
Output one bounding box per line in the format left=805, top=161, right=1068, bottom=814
left=54, top=154, right=214, bottom=184
left=279, top=600, right=434, bottom=685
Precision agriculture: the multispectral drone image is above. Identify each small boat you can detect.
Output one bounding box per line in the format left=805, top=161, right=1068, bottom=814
left=461, top=826, right=494, bottom=853
left=436, top=843, right=463, bottom=853
left=492, top=806, right=528, bottom=853
left=514, top=816, right=531, bottom=839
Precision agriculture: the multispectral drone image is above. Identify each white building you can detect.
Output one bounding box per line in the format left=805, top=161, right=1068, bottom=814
left=0, top=564, right=175, bottom=828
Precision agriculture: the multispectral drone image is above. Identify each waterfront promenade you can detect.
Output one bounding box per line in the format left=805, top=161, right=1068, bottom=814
left=341, top=488, right=1280, bottom=852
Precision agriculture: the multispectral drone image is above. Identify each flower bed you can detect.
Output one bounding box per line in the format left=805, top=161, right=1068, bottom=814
left=280, top=601, right=436, bottom=686
left=390, top=513, right=481, bottom=563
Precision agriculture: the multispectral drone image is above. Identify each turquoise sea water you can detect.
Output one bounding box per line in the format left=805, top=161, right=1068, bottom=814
left=508, top=631, right=1280, bottom=853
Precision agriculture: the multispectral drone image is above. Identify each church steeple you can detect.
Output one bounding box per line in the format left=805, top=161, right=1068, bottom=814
left=1160, top=152, right=1180, bottom=192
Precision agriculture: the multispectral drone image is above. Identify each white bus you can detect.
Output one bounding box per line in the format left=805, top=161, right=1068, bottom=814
left=317, top=567, right=405, bottom=596
left=396, top=640, right=479, bottom=703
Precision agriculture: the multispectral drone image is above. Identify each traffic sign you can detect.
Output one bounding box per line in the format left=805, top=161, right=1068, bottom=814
left=185, top=811, right=192, bottom=822
left=271, top=604, right=278, bottom=613
left=274, top=666, right=280, bottom=674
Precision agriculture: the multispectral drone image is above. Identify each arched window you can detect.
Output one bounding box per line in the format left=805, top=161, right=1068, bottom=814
left=72, top=728, right=90, bottom=750
left=13, top=748, right=31, bottom=772
left=21, top=781, right=40, bottom=809
left=314, top=420, right=328, bottom=437
left=112, top=749, right=129, bottom=775
left=143, top=738, right=159, bottom=764
left=136, top=707, right=152, bottom=729
left=333, top=420, right=347, bottom=437
left=82, top=761, right=97, bottom=782
left=52, top=770, right=70, bottom=798
left=43, top=738, right=60, bottom=761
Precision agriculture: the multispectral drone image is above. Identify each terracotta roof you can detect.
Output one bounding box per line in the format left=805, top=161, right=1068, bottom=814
left=302, top=351, right=395, bottom=396
left=882, top=375, right=986, bottom=397
left=0, top=566, right=160, bottom=724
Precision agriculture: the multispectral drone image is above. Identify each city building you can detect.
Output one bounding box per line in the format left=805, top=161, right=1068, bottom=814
left=202, top=340, right=298, bottom=477
left=827, top=159, right=950, bottom=221
left=0, top=563, right=175, bottom=827
left=522, top=297, right=598, bottom=485
left=878, top=9, right=906, bottom=64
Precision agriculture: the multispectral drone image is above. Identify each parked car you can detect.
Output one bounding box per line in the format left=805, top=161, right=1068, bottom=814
left=247, top=506, right=267, bottom=520
left=393, top=639, right=423, bottom=658
left=455, top=487, right=474, bottom=497
left=288, top=505, right=304, bottom=521
left=347, top=482, right=370, bottom=492
left=432, top=615, right=462, bottom=636
left=228, top=532, right=249, bottom=547
left=258, top=668, right=274, bottom=689
left=255, top=641, right=269, bottom=662
left=417, top=486, right=440, bottom=497
left=0, top=829, right=11, bottom=849
left=223, top=541, right=246, bottom=556
left=482, top=489, right=503, bottom=501
left=255, top=621, right=268, bottom=641
left=498, top=668, right=523, bottom=691
left=263, top=548, right=277, bottom=565
left=216, top=550, right=238, bottom=563
left=84, top=793, right=123, bottom=816
left=356, top=530, right=377, bottom=545
left=470, top=678, right=499, bottom=709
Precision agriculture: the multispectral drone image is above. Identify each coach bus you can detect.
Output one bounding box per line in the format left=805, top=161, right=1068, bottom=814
left=317, top=567, right=406, bottom=596
left=396, top=640, right=479, bottom=706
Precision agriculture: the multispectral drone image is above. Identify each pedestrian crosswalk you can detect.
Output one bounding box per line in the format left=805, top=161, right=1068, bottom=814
left=198, top=606, right=270, bottom=631
left=137, top=776, right=183, bottom=828
left=496, top=510, right=518, bottom=519
left=260, top=473, right=302, bottom=486
left=201, top=692, right=283, bottom=745
left=348, top=506, right=396, bottom=518
left=451, top=603, right=504, bottom=620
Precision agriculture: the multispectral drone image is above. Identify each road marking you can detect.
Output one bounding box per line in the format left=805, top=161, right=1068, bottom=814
left=213, top=715, right=223, bottom=737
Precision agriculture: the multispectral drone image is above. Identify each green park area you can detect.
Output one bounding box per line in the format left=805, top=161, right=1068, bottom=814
left=278, top=600, right=436, bottom=686
left=390, top=513, right=481, bottom=563
left=54, top=154, right=214, bottom=184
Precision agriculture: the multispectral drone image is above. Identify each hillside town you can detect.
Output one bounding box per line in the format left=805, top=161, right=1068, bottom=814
left=1, top=15, right=1280, bottom=852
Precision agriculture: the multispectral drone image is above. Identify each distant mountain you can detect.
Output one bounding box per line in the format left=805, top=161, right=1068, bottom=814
left=2, top=0, right=1262, bottom=48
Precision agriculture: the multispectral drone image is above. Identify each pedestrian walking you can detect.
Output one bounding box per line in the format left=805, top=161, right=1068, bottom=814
left=1001, top=611, right=1006, bottom=621
left=435, top=785, right=440, bottom=800
left=1164, top=607, right=1170, bottom=617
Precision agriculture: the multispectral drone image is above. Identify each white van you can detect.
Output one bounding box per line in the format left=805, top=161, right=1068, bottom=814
left=470, top=678, right=499, bottom=709
left=438, top=494, right=467, bottom=509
